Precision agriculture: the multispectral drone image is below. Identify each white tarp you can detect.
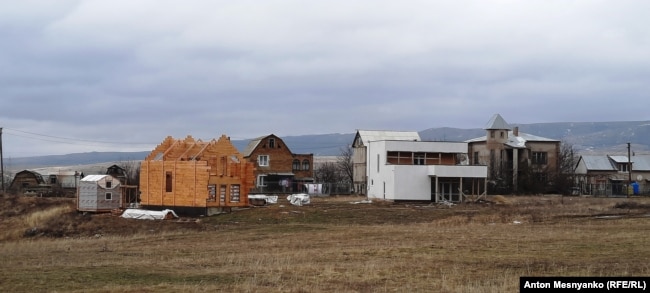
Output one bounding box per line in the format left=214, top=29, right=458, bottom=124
left=121, top=209, right=179, bottom=220
left=304, top=184, right=323, bottom=194
left=248, top=195, right=278, bottom=204
left=287, top=193, right=310, bottom=206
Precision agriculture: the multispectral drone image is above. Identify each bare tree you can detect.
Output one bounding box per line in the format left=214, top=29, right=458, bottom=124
left=337, top=145, right=354, bottom=185
left=119, top=160, right=141, bottom=186
left=554, top=141, right=578, bottom=195
left=315, top=162, right=341, bottom=183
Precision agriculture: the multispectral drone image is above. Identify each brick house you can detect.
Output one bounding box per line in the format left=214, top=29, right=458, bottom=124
left=242, top=134, right=314, bottom=193
left=139, top=135, right=255, bottom=215
left=467, top=114, right=560, bottom=193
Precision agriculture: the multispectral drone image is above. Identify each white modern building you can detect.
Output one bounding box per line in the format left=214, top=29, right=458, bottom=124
left=352, top=130, right=421, bottom=194
left=366, top=140, right=488, bottom=202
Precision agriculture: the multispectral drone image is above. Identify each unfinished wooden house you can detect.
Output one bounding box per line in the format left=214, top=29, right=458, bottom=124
left=77, top=174, right=122, bottom=212
left=139, top=135, right=255, bottom=216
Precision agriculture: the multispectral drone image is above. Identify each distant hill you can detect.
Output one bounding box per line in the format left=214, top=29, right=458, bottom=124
left=5, top=121, right=650, bottom=170
left=5, top=151, right=150, bottom=171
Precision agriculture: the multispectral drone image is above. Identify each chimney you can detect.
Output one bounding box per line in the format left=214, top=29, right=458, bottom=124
left=513, top=126, right=519, bottom=136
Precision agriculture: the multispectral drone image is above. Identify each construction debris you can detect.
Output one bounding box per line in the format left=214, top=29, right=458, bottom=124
left=121, top=209, right=179, bottom=220
left=287, top=194, right=310, bottom=206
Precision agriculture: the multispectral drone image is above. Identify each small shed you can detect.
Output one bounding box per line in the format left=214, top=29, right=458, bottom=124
left=77, top=175, right=122, bottom=212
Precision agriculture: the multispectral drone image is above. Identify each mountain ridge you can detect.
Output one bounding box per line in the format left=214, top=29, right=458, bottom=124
left=5, top=120, right=650, bottom=170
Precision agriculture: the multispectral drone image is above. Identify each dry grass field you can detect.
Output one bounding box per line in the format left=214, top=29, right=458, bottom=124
left=1, top=194, right=650, bottom=292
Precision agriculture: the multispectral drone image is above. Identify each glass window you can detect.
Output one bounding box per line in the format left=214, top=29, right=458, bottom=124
left=302, top=160, right=310, bottom=171
left=258, top=155, right=269, bottom=167
left=532, top=152, right=548, bottom=165
left=413, top=153, right=425, bottom=165
left=257, top=175, right=267, bottom=187
left=292, top=159, right=301, bottom=170
left=105, top=192, right=112, bottom=200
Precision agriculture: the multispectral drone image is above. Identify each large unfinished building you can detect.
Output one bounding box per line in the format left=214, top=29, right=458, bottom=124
left=139, top=135, right=255, bottom=216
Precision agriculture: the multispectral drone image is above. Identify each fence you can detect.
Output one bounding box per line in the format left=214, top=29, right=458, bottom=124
left=249, top=179, right=353, bottom=196
left=576, top=182, right=650, bottom=197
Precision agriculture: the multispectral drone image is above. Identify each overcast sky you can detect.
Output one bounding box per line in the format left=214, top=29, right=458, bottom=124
left=2, top=0, right=649, bottom=157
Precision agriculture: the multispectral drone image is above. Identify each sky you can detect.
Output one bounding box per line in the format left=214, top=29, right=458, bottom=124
left=1, top=0, right=650, bottom=158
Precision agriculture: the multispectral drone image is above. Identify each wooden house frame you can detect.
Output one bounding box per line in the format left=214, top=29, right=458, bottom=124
left=139, top=135, right=255, bottom=216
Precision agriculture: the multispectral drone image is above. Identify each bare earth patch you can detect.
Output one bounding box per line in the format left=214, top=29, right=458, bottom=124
left=1, top=194, right=649, bottom=292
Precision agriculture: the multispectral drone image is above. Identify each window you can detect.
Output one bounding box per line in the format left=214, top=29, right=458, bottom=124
left=490, top=131, right=495, bottom=138
left=220, top=185, right=227, bottom=202
left=302, top=159, right=310, bottom=171
left=413, top=153, right=425, bottom=165
left=473, top=152, right=479, bottom=165
left=106, top=181, right=112, bottom=188
left=258, top=155, right=269, bottom=167
left=165, top=171, right=173, bottom=192
left=618, top=163, right=630, bottom=172
left=292, top=159, right=301, bottom=170
left=535, top=172, right=548, bottom=183
left=230, top=185, right=240, bottom=202
left=208, top=185, right=216, bottom=201
left=257, top=175, right=267, bottom=187
left=532, top=152, right=548, bottom=165
left=105, top=192, right=112, bottom=200
left=500, top=131, right=504, bottom=138
left=49, top=175, right=57, bottom=184
left=269, top=138, right=275, bottom=148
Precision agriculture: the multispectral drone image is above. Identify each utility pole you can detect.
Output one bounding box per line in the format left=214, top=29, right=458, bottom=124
left=0, top=127, right=4, bottom=194
left=627, top=142, right=632, bottom=198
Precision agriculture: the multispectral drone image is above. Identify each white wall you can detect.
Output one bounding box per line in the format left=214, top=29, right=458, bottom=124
left=366, top=140, right=487, bottom=201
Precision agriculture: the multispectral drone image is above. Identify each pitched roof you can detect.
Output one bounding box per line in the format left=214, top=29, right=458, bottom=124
left=632, top=155, right=650, bottom=171
left=242, top=134, right=283, bottom=157
left=465, top=130, right=559, bottom=145
left=14, top=170, right=46, bottom=184
left=580, top=156, right=616, bottom=171
left=355, top=130, right=420, bottom=146
left=81, top=174, right=111, bottom=182
left=608, top=156, right=630, bottom=163
left=485, top=114, right=511, bottom=130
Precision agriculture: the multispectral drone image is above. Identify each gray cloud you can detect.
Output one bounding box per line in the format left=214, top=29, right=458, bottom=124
left=1, top=0, right=650, bottom=157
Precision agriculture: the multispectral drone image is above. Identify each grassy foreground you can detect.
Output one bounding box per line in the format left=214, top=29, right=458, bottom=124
left=1, top=195, right=649, bottom=292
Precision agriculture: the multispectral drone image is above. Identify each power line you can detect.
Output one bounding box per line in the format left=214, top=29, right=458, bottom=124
left=4, top=128, right=155, bottom=146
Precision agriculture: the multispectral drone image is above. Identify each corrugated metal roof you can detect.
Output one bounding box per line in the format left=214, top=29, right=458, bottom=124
left=505, top=136, right=527, bottom=148
left=81, top=175, right=109, bottom=182
left=581, top=156, right=616, bottom=171
left=484, top=114, right=511, bottom=130
left=356, top=130, right=420, bottom=145
left=608, top=156, right=630, bottom=163
left=632, top=155, right=650, bottom=171
left=465, top=131, right=558, bottom=144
